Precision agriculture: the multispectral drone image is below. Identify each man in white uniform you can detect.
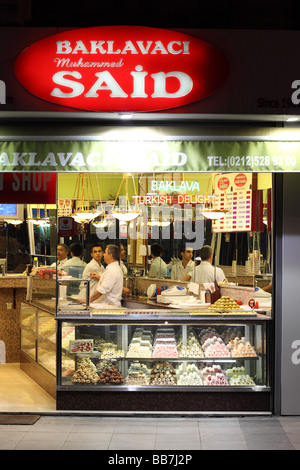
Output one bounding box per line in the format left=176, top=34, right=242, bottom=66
left=193, top=245, right=226, bottom=284
left=63, top=242, right=86, bottom=274
left=171, top=244, right=195, bottom=281
left=78, top=243, right=105, bottom=298
left=51, top=243, right=69, bottom=268
left=148, top=243, right=167, bottom=277
left=89, top=244, right=123, bottom=307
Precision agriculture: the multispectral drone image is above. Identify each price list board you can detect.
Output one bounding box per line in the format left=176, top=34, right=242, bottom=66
left=212, top=173, right=252, bottom=233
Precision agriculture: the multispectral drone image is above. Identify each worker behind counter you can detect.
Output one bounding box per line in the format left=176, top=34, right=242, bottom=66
left=63, top=242, right=86, bottom=274
left=89, top=244, right=123, bottom=307
left=171, top=244, right=195, bottom=282
left=51, top=243, right=69, bottom=268
left=192, top=245, right=226, bottom=284
left=148, top=243, right=167, bottom=278
left=78, top=243, right=105, bottom=298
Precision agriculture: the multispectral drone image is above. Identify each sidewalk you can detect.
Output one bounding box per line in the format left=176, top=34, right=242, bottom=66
left=0, top=414, right=299, bottom=450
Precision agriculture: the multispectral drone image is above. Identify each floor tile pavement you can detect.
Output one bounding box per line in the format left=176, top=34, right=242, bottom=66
left=0, top=414, right=298, bottom=450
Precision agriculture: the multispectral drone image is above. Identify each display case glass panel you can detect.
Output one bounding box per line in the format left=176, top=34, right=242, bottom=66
left=37, top=309, right=56, bottom=375
left=21, top=302, right=56, bottom=376
left=21, top=303, right=37, bottom=361
left=58, top=320, right=269, bottom=389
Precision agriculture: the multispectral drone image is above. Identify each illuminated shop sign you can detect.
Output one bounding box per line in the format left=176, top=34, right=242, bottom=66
left=0, top=141, right=299, bottom=172
left=132, top=194, right=215, bottom=205
left=14, top=26, right=229, bottom=112
left=151, top=180, right=200, bottom=192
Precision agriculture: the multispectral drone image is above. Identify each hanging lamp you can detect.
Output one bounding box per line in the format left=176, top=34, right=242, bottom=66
left=111, top=173, right=141, bottom=222
left=70, top=173, right=104, bottom=225
left=27, top=204, right=50, bottom=226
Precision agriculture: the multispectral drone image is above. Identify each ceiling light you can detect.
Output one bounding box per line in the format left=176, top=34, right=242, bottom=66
left=119, top=113, right=133, bottom=120
left=111, top=209, right=141, bottom=222
left=4, top=219, right=23, bottom=226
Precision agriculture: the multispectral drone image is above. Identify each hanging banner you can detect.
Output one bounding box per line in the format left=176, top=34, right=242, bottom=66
left=0, top=140, right=299, bottom=172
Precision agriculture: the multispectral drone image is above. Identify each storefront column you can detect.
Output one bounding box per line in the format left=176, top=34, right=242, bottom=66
left=275, top=173, right=300, bottom=415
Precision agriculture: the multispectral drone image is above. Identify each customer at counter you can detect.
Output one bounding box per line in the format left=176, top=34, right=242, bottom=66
left=63, top=242, right=86, bottom=274
left=78, top=243, right=105, bottom=298
left=51, top=243, right=69, bottom=268
left=148, top=243, right=167, bottom=278
left=89, top=244, right=123, bottom=307
left=171, top=244, right=194, bottom=281
left=192, top=245, right=226, bottom=284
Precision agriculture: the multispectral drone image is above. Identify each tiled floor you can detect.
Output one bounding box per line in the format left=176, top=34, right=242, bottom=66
left=0, top=364, right=299, bottom=450
left=0, top=415, right=299, bottom=450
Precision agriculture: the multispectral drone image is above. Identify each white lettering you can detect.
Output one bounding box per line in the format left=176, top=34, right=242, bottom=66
left=291, top=80, right=300, bottom=105
left=72, top=40, right=89, bottom=54
left=167, top=41, right=182, bottom=54
left=291, top=340, right=300, bottom=365
left=51, top=71, right=84, bottom=98
left=69, top=152, right=86, bottom=166
left=41, top=152, right=58, bottom=166
left=0, top=153, right=10, bottom=166
left=57, top=152, right=73, bottom=166
left=107, top=41, right=121, bottom=54
left=151, top=41, right=168, bottom=54
left=136, top=41, right=153, bottom=54
left=27, top=153, right=40, bottom=166
left=56, top=39, right=190, bottom=55
left=151, top=71, right=193, bottom=98
left=121, top=41, right=139, bottom=54
left=51, top=68, right=193, bottom=101
left=56, top=41, right=72, bottom=54
left=90, top=40, right=107, bottom=54
left=130, top=65, right=148, bottom=98
left=11, top=153, right=27, bottom=166
left=86, top=152, right=101, bottom=166
left=84, top=71, right=128, bottom=98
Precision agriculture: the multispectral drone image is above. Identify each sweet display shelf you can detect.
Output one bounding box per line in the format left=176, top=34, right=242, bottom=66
left=72, top=353, right=260, bottom=362
left=58, top=381, right=269, bottom=392
left=57, top=310, right=266, bottom=322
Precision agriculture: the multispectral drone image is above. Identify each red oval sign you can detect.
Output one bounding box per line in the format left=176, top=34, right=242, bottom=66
left=14, top=26, right=229, bottom=112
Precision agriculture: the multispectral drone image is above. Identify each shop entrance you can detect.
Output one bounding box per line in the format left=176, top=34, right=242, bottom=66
left=0, top=156, right=273, bottom=413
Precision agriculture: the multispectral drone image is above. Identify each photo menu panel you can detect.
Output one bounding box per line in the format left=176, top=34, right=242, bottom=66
left=212, top=173, right=252, bottom=233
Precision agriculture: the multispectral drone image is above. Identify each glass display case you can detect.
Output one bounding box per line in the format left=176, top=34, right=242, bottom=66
left=56, top=309, right=272, bottom=412
left=20, top=301, right=56, bottom=397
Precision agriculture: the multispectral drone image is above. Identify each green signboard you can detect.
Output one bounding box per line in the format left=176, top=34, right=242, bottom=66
left=0, top=140, right=299, bottom=172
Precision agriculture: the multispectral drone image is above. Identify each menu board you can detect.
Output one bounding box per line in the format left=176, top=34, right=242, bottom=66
left=58, top=199, right=73, bottom=217
left=212, top=173, right=252, bottom=233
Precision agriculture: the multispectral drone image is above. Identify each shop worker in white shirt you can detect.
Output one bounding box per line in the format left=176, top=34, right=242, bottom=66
left=89, top=244, right=123, bottom=307
left=171, top=244, right=195, bottom=281
left=78, top=243, right=105, bottom=298
left=51, top=243, right=69, bottom=268
left=63, top=242, right=86, bottom=273
left=148, top=243, right=168, bottom=278
left=193, top=245, right=226, bottom=284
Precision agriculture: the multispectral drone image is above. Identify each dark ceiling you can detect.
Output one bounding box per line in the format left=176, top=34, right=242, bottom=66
left=1, top=0, right=300, bottom=29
